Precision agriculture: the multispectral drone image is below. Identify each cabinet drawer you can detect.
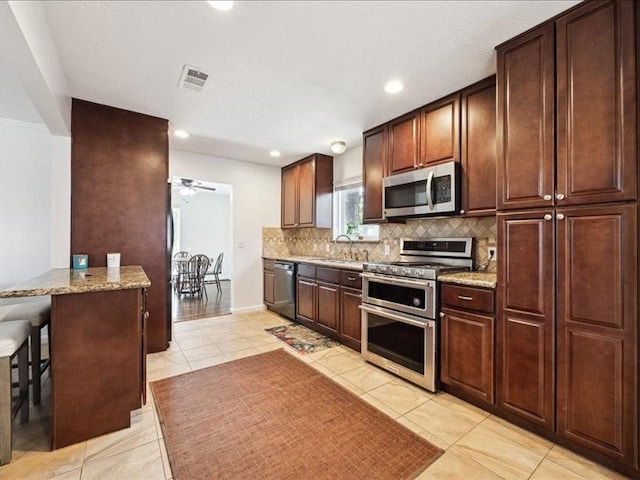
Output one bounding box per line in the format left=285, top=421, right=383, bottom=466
left=297, top=264, right=316, bottom=278
left=316, top=267, right=340, bottom=284
left=340, top=270, right=362, bottom=289
left=263, top=259, right=275, bottom=271
left=440, top=284, right=494, bottom=314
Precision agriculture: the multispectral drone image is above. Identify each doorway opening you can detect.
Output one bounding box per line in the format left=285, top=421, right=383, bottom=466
left=170, top=177, right=232, bottom=322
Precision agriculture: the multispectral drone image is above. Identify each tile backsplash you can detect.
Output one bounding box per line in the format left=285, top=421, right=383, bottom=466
left=263, top=216, right=497, bottom=272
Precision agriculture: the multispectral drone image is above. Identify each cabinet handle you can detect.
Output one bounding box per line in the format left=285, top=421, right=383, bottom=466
left=544, top=214, right=552, bottom=221
left=556, top=213, right=565, bottom=220
left=347, top=276, right=356, bottom=281
left=457, top=295, right=473, bottom=301
left=439, top=312, right=445, bottom=318
left=556, top=193, right=565, bottom=200
left=543, top=194, right=552, bottom=201
left=459, top=209, right=465, bottom=215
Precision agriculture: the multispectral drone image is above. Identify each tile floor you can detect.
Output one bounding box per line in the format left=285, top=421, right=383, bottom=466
left=0, top=310, right=630, bottom=480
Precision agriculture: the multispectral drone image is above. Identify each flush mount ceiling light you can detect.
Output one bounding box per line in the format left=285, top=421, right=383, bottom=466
left=330, top=141, right=347, bottom=154
left=208, top=1, right=234, bottom=11
left=174, top=130, right=190, bottom=138
left=384, top=80, right=404, bottom=94
left=269, top=150, right=281, bottom=157
left=179, top=186, right=197, bottom=196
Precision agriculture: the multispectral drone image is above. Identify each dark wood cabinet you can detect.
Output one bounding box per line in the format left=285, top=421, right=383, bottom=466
left=461, top=77, right=496, bottom=216
left=317, top=281, right=339, bottom=335
left=388, top=110, right=420, bottom=175
left=440, top=283, right=495, bottom=405
left=295, top=264, right=361, bottom=350
left=496, top=23, right=555, bottom=211
left=281, top=154, right=333, bottom=229
left=71, top=99, right=169, bottom=353
left=497, top=210, right=555, bottom=430
left=281, top=166, right=298, bottom=227
left=362, top=125, right=388, bottom=223
left=556, top=204, right=637, bottom=466
left=263, top=260, right=275, bottom=306
left=296, top=275, right=316, bottom=324
left=340, top=287, right=362, bottom=352
left=556, top=0, right=636, bottom=206
left=421, top=93, right=460, bottom=167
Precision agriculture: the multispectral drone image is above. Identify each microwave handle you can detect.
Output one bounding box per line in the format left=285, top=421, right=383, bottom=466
left=426, top=170, right=435, bottom=210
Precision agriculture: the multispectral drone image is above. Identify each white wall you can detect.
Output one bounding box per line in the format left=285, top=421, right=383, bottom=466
left=0, top=119, right=62, bottom=303
left=171, top=189, right=232, bottom=279
left=333, top=145, right=363, bottom=185
left=170, top=150, right=281, bottom=312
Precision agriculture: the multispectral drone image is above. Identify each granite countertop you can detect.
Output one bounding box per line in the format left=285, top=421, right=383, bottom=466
left=438, top=271, right=497, bottom=289
left=0, top=266, right=151, bottom=298
left=263, top=255, right=364, bottom=271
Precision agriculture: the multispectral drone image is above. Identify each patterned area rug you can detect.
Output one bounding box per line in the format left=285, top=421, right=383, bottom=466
left=151, top=349, right=443, bottom=480
left=265, top=323, right=340, bottom=354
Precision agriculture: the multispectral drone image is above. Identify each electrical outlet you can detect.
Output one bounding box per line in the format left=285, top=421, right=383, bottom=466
left=325, top=244, right=330, bottom=252
left=488, top=246, right=497, bottom=260
left=384, top=245, right=390, bottom=256
left=313, top=244, right=317, bottom=251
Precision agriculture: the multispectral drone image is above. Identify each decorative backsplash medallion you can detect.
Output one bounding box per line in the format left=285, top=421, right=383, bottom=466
left=263, top=216, right=497, bottom=272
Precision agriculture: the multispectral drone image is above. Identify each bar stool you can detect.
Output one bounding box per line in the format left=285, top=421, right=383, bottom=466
left=0, top=320, right=30, bottom=465
left=0, top=302, right=51, bottom=405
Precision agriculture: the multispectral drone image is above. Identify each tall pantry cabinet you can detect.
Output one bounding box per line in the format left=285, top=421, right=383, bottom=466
left=496, top=0, right=637, bottom=473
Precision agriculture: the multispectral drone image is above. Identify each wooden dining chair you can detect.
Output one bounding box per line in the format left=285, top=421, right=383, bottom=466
left=172, top=251, right=191, bottom=292
left=182, top=254, right=210, bottom=298
left=212, top=252, right=224, bottom=293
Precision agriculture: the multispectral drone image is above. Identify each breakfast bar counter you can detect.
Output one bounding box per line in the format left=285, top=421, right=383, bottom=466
left=0, top=266, right=150, bottom=449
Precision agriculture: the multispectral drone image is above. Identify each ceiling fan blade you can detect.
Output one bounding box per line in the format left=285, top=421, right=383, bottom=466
left=194, top=185, right=217, bottom=192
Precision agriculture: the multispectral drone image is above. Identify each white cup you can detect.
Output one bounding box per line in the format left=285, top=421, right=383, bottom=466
left=107, top=253, right=121, bottom=268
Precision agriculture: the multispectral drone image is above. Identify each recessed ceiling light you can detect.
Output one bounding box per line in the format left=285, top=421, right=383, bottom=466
left=330, top=141, right=347, bottom=154
left=270, top=150, right=281, bottom=157
left=208, top=1, right=234, bottom=11
left=174, top=130, right=190, bottom=138
left=384, top=80, right=404, bottom=94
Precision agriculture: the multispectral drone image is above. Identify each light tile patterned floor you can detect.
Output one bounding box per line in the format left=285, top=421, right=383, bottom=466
left=0, top=310, right=630, bottom=480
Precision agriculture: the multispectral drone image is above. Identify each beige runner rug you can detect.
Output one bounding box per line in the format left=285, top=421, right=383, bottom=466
left=151, top=349, right=443, bottom=479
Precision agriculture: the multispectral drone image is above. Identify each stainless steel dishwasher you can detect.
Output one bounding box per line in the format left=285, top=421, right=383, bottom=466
left=272, top=261, right=296, bottom=320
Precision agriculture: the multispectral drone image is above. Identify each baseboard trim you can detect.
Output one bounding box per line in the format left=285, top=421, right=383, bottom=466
left=230, top=304, right=266, bottom=314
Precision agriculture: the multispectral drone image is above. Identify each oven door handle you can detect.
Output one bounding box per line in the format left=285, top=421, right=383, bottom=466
left=359, top=304, right=433, bottom=329
left=426, top=169, right=435, bottom=210
left=361, top=272, right=434, bottom=288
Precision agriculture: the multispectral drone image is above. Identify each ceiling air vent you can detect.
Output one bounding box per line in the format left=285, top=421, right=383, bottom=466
left=178, top=65, right=209, bottom=92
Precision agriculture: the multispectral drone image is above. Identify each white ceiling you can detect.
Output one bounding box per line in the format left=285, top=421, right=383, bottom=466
left=35, top=1, right=580, bottom=166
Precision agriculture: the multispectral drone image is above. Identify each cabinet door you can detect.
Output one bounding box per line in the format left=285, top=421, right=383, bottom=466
left=388, top=111, right=420, bottom=175
left=441, top=308, right=494, bottom=403
left=556, top=0, right=636, bottom=206
left=340, top=287, right=362, bottom=352
left=496, top=24, right=555, bottom=211
left=556, top=204, right=637, bottom=465
left=281, top=165, right=298, bottom=227
left=421, top=93, right=460, bottom=167
left=296, top=277, right=316, bottom=323
left=497, top=210, right=555, bottom=430
left=263, top=270, right=275, bottom=305
left=317, top=281, right=339, bottom=334
left=363, top=126, right=388, bottom=223
left=297, top=158, right=315, bottom=227
left=461, top=78, right=496, bottom=216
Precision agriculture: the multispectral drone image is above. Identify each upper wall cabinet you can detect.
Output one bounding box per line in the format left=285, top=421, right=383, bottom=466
left=497, top=0, right=636, bottom=211
left=362, top=125, right=388, bottom=223
left=555, top=0, right=636, bottom=206
left=421, top=93, right=460, bottom=167
left=460, top=77, right=496, bottom=216
left=388, top=110, right=421, bottom=175
left=496, top=23, right=555, bottom=211
left=281, top=153, right=333, bottom=229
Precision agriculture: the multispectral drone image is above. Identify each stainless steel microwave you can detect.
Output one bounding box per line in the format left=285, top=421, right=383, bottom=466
left=383, top=161, right=460, bottom=218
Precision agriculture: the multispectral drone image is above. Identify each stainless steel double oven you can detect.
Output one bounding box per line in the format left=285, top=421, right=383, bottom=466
left=360, top=238, right=473, bottom=392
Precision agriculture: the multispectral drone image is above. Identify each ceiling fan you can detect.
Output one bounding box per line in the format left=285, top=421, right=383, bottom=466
left=177, top=178, right=217, bottom=196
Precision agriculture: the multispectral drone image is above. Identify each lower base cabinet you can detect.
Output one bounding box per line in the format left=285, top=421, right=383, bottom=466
left=440, top=284, right=495, bottom=405
left=295, top=264, right=362, bottom=352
